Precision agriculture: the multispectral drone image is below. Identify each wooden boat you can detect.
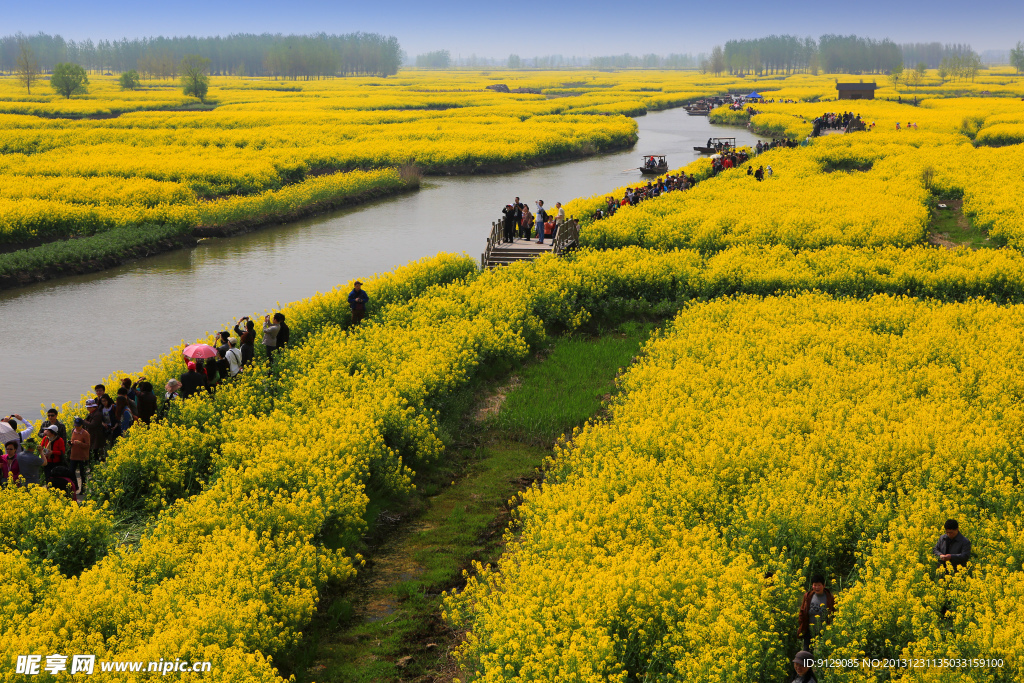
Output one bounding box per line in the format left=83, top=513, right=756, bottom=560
left=639, top=155, right=668, bottom=175
left=685, top=108, right=710, bottom=116
left=693, top=137, right=737, bottom=154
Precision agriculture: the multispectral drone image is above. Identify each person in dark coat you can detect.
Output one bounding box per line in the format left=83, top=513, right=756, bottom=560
left=179, top=361, right=208, bottom=400
left=501, top=204, right=517, bottom=243
left=798, top=575, right=835, bottom=651
left=135, top=381, right=158, bottom=424
left=84, top=399, right=106, bottom=463
left=233, top=317, right=256, bottom=366
left=934, top=519, right=971, bottom=569
left=348, top=281, right=369, bottom=324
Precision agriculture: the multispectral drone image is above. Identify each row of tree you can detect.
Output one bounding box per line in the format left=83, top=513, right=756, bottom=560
left=701, top=34, right=1005, bottom=77
left=711, top=35, right=904, bottom=76
left=900, top=42, right=978, bottom=69
left=0, top=32, right=403, bottom=78
left=413, top=51, right=704, bottom=70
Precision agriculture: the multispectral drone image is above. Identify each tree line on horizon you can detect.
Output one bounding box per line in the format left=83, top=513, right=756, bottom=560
left=0, top=32, right=403, bottom=79
left=709, top=35, right=988, bottom=76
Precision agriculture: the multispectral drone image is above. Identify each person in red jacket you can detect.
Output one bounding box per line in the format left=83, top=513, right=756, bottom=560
left=40, top=424, right=66, bottom=477
left=798, top=575, right=835, bottom=652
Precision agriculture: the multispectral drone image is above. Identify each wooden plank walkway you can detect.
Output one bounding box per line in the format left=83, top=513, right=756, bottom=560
left=481, top=220, right=579, bottom=269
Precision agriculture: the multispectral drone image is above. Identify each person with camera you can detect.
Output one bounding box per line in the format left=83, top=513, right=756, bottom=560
left=262, top=313, right=282, bottom=363
left=234, top=316, right=257, bottom=366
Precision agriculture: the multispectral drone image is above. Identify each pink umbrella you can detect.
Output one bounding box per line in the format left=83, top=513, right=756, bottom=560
left=183, top=343, right=218, bottom=360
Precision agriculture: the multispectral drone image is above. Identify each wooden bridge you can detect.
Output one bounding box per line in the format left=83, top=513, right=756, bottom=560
left=481, top=219, right=580, bottom=269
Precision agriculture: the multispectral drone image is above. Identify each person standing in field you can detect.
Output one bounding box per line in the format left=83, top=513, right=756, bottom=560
left=84, top=399, right=106, bottom=463
left=791, top=651, right=817, bottom=683
left=1, top=441, right=20, bottom=487
left=40, top=424, right=66, bottom=477
left=225, top=338, right=243, bottom=377
left=37, top=408, right=67, bottom=443
left=797, top=575, right=835, bottom=651
left=262, top=314, right=281, bottom=363
left=68, top=417, right=91, bottom=490
left=135, top=381, right=158, bottom=424
left=349, top=281, right=369, bottom=324
left=234, top=317, right=256, bottom=366
left=275, top=313, right=290, bottom=350
left=934, top=519, right=971, bottom=570
left=5, top=414, right=35, bottom=445
left=16, top=439, right=42, bottom=485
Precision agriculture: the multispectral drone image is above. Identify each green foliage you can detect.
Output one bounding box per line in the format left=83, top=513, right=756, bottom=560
left=1011, top=41, right=1024, bottom=76
left=50, top=62, right=89, bottom=98
left=118, top=69, right=141, bottom=90
left=959, top=114, right=986, bottom=140
left=0, top=223, right=186, bottom=279
left=180, top=54, right=211, bottom=102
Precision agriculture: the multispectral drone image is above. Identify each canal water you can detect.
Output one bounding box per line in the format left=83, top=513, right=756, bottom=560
left=1, top=109, right=759, bottom=417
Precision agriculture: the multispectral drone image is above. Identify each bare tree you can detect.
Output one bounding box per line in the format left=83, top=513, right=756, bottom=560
left=16, top=40, right=38, bottom=94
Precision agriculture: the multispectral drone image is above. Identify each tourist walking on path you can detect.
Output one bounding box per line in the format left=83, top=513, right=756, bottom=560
left=349, top=281, right=370, bottom=324
left=798, top=575, right=835, bottom=651
left=68, top=417, right=91, bottom=490
left=934, top=519, right=971, bottom=569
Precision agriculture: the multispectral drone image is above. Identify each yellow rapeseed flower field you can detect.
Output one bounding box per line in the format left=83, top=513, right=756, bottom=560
left=5, top=68, right=1024, bottom=681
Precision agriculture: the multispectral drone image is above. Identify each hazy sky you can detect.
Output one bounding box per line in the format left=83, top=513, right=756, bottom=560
left=4, top=0, right=1022, bottom=58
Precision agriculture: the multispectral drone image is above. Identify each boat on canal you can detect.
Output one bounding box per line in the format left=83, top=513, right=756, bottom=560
left=639, top=155, right=669, bottom=175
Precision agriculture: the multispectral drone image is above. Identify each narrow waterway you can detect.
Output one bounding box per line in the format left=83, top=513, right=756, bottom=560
left=1, top=109, right=759, bottom=417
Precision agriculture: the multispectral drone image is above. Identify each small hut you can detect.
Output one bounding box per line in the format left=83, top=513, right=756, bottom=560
left=836, top=83, right=877, bottom=100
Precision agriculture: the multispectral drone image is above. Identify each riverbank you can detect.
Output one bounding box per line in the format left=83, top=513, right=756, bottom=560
left=0, top=137, right=642, bottom=292
left=0, top=170, right=419, bottom=291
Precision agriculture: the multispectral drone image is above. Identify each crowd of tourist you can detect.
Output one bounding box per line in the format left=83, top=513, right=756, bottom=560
left=0, top=285, right=374, bottom=502
left=500, top=197, right=566, bottom=244
left=812, top=111, right=865, bottom=136
left=585, top=139, right=793, bottom=220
